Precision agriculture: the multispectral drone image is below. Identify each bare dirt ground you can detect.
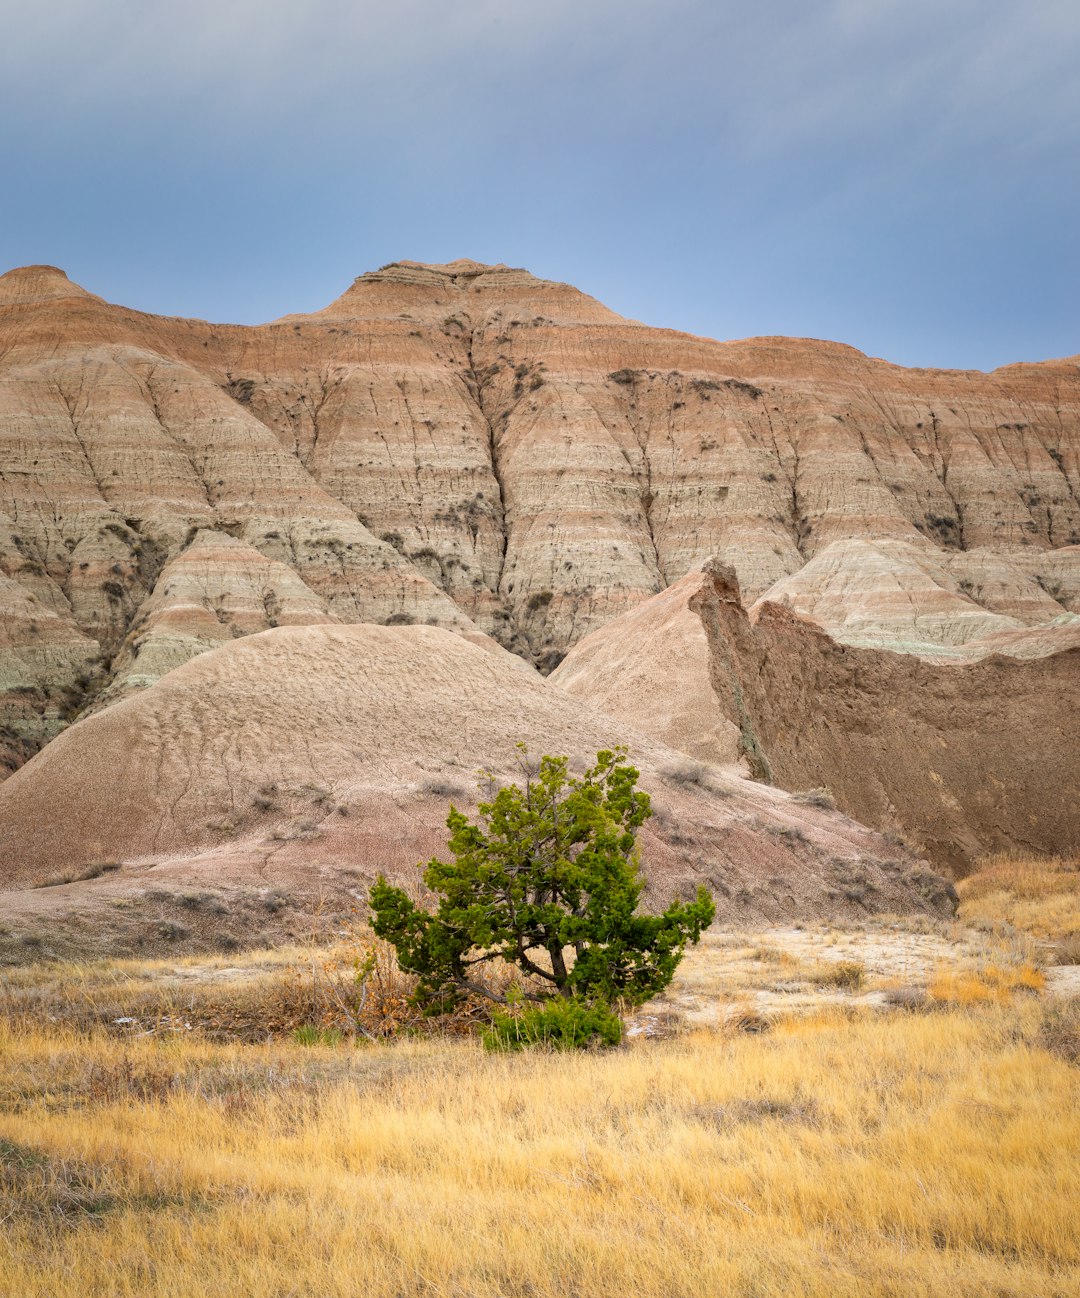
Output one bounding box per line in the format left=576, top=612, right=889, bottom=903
left=627, top=916, right=1073, bottom=1036
left=4, top=853, right=1075, bottom=1041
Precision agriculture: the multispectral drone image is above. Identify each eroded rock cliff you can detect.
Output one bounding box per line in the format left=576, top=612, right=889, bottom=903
left=555, top=565, right=1079, bottom=872
left=692, top=564, right=1079, bottom=872
left=1, top=258, right=1078, bottom=776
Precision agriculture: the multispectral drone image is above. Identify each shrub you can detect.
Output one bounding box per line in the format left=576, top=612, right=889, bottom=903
left=723, top=378, right=763, bottom=400
left=483, top=996, right=623, bottom=1051
left=792, top=788, right=836, bottom=811
left=908, top=866, right=959, bottom=913
left=810, top=960, right=865, bottom=991
left=1038, top=998, right=1080, bottom=1065
left=661, top=761, right=708, bottom=786
left=1054, top=934, right=1080, bottom=966
left=33, top=862, right=120, bottom=889
left=370, top=748, right=714, bottom=1037
left=420, top=777, right=467, bottom=799
left=725, top=1004, right=773, bottom=1034
left=225, top=376, right=255, bottom=404
left=536, top=648, right=566, bottom=674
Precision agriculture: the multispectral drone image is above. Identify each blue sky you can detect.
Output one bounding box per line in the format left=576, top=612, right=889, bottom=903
left=2, top=0, right=1077, bottom=369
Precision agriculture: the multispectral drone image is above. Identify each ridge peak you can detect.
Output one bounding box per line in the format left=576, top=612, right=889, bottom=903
left=0, top=264, right=99, bottom=306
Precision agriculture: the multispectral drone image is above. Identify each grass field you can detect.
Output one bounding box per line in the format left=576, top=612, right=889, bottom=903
left=957, top=853, right=1080, bottom=964
left=1, top=854, right=1077, bottom=1298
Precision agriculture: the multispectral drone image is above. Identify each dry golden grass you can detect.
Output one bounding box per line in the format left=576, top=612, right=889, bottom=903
left=2, top=1000, right=1079, bottom=1298
left=928, top=962, right=1046, bottom=1006
left=0, top=937, right=532, bottom=1043
left=0, top=944, right=318, bottom=1041
left=2, top=853, right=1078, bottom=1297
left=959, top=853, right=1080, bottom=961
left=807, top=958, right=866, bottom=990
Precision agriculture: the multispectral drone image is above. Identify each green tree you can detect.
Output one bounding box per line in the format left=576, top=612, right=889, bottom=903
left=369, top=748, right=715, bottom=1025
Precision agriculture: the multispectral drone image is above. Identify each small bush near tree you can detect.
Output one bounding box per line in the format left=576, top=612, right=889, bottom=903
left=369, top=747, right=715, bottom=1048
left=483, top=997, right=624, bottom=1051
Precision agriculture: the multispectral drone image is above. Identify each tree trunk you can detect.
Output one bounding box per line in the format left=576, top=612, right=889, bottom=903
left=548, top=943, right=571, bottom=995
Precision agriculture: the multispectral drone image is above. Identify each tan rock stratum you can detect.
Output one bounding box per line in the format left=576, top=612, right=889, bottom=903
left=0, top=258, right=1076, bottom=948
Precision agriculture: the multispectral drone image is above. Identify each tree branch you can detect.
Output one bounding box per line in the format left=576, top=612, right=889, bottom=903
left=516, top=949, right=556, bottom=982
left=451, top=974, right=544, bottom=1005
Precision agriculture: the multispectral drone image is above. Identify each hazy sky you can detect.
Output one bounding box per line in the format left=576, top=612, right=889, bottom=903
left=2, top=0, right=1077, bottom=368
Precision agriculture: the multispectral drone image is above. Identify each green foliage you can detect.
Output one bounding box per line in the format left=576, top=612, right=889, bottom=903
left=369, top=747, right=715, bottom=1036
left=291, top=1025, right=345, bottom=1047
left=482, top=996, right=623, bottom=1051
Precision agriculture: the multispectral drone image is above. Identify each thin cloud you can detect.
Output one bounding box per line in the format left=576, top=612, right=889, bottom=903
left=5, top=1, right=1078, bottom=160
left=1, top=0, right=1076, bottom=368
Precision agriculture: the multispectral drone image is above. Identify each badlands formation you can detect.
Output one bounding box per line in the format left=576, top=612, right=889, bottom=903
left=0, top=622, right=951, bottom=957
left=0, top=258, right=1077, bottom=952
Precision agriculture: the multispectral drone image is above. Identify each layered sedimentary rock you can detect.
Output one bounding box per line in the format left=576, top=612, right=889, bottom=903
left=0, top=622, right=953, bottom=958
left=97, top=529, right=342, bottom=704
left=1, top=257, right=1078, bottom=777
left=557, top=566, right=1079, bottom=871
left=0, top=571, right=101, bottom=776
left=698, top=565, right=1078, bottom=871
left=750, top=538, right=1078, bottom=656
